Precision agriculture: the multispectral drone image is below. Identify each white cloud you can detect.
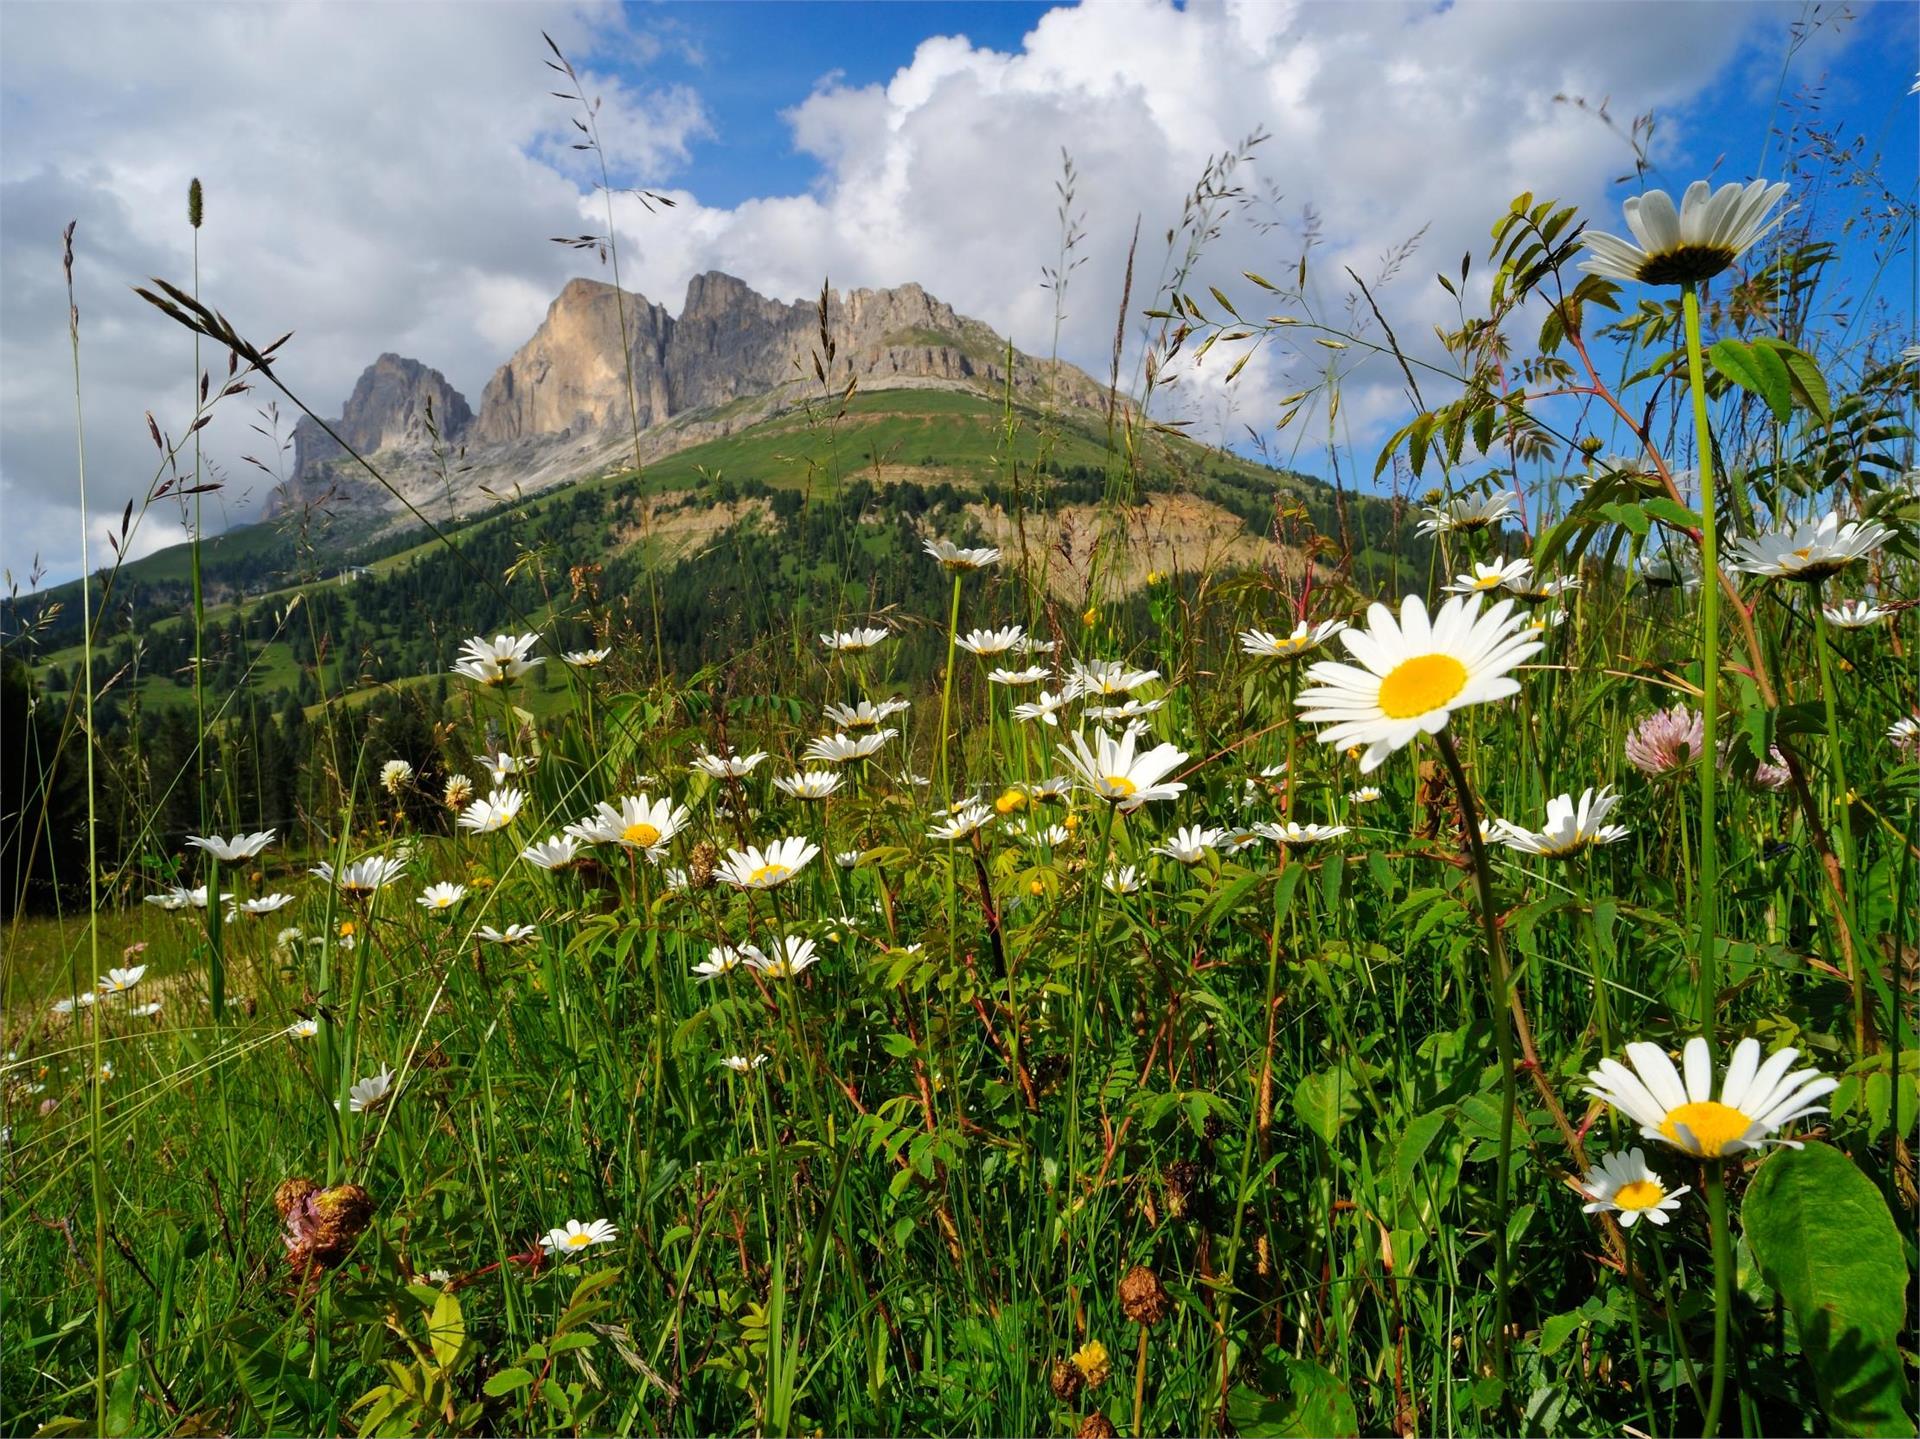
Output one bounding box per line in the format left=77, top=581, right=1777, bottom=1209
left=0, top=0, right=1856, bottom=587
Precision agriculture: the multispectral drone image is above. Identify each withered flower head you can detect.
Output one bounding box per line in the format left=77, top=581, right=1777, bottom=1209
left=1050, top=1358, right=1084, bottom=1404
left=1118, top=1264, right=1171, bottom=1327
left=277, top=1177, right=374, bottom=1274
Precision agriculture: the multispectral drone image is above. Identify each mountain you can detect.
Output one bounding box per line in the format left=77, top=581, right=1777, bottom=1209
left=270, top=271, right=1101, bottom=525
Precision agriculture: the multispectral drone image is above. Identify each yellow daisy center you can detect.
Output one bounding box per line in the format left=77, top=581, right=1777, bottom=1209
left=623, top=821, right=662, bottom=847
left=1659, top=1100, right=1752, bottom=1157
left=433, top=897, right=452, bottom=909
left=1612, top=1179, right=1667, bottom=1211
left=748, top=863, right=792, bottom=886
left=1103, top=775, right=1138, bottom=797
left=1377, top=654, right=1469, bottom=719
left=566, top=1232, right=592, bottom=1248
left=1473, top=575, right=1500, bottom=590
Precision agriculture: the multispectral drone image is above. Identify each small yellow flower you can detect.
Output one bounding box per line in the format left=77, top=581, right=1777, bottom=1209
left=337, top=920, right=356, bottom=938
left=995, top=788, right=1027, bottom=815
left=1146, top=570, right=1164, bottom=585
left=1083, top=606, right=1099, bottom=626
left=1063, top=813, right=1079, bottom=832
left=1029, top=878, right=1046, bottom=896
left=1070, top=1340, right=1112, bottom=1388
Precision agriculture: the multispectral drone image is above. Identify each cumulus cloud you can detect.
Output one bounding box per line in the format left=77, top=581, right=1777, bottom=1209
left=0, top=0, right=1849, bottom=585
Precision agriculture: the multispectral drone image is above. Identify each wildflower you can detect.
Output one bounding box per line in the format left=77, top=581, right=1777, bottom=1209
left=1086, top=697, right=1165, bottom=723
left=452, top=632, right=542, bottom=685
left=520, top=834, right=580, bottom=871
left=1118, top=1264, right=1172, bottom=1326
left=1580, top=1148, right=1690, bottom=1228
left=456, top=787, right=524, bottom=834
left=185, top=830, right=276, bottom=862
left=1347, top=787, right=1382, bottom=804
left=1505, top=572, right=1581, bottom=603
left=1585, top=1036, right=1836, bottom=1159
left=1445, top=558, right=1533, bottom=595
left=346, top=1068, right=394, bottom=1113
left=143, top=887, right=195, bottom=911
left=923, top=537, right=1001, bottom=571
left=568, top=794, right=690, bottom=857
left=1640, top=548, right=1702, bottom=590
left=822, top=697, right=911, bottom=729
left=1029, top=775, right=1074, bottom=803
left=127, top=1001, right=162, bottom=1019
left=1067, top=659, right=1160, bottom=698
left=288, top=1018, right=319, bottom=1039
left=1019, top=823, right=1071, bottom=847
left=1151, top=825, right=1225, bottom=864
left=96, top=1061, right=115, bottom=1083
left=477, top=923, right=538, bottom=945
left=994, top=786, right=1028, bottom=815
left=1415, top=491, right=1518, bottom=537
left=236, top=894, right=295, bottom=916
left=1728, top=512, right=1891, bottom=582
left=1012, top=689, right=1071, bottom=726
left=692, top=749, right=768, bottom=779
left=956, top=625, right=1027, bottom=655
left=989, top=665, right=1050, bottom=686
left=1255, top=821, right=1350, bottom=847
left=98, top=965, right=147, bottom=994
left=693, top=946, right=756, bottom=980
left=927, top=800, right=995, bottom=841
left=443, top=773, right=474, bottom=809
left=803, top=730, right=895, bottom=763
left=416, top=882, right=466, bottom=914
left=1624, top=705, right=1705, bottom=776
left=1889, top=716, right=1920, bottom=754
left=821, top=626, right=891, bottom=653
left=748, top=936, right=821, bottom=978
left=475, top=750, right=533, bottom=784
left=1058, top=728, right=1189, bottom=811
left=721, top=1053, right=768, bottom=1072
left=715, top=837, right=819, bottom=891
left=540, top=1218, right=618, bottom=1254
left=52, top=992, right=99, bottom=1016
left=834, top=849, right=863, bottom=868
left=1104, top=865, right=1144, bottom=895
left=379, top=759, right=414, bottom=796
left=1823, top=599, right=1890, bottom=628
left=1238, top=619, right=1348, bottom=662
left=775, top=770, right=843, bottom=800
left=1070, top=1340, right=1112, bottom=1388
left=1016, top=635, right=1059, bottom=655
left=1295, top=594, right=1541, bottom=773
left=1579, top=178, right=1791, bottom=286
left=564, top=647, right=611, bottom=667
left=1491, top=787, right=1629, bottom=857
left=275, top=926, right=304, bottom=951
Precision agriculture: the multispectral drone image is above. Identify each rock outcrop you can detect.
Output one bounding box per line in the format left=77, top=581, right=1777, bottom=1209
left=271, top=272, right=1101, bottom=524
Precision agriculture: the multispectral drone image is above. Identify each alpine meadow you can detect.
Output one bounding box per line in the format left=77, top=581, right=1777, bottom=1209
left=2, top=6, right=1917, bottom=1438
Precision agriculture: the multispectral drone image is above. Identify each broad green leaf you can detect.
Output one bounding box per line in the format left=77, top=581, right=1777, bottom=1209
left=1710, top=337, right=1792, bottom=423
left=428, top=1289, right=465, bottom=1371
left=1293, top=1067, right=1361, bottom=1145
left=1643, top=496, right=1702, bottom=530
left=1744, top=1143, right=1914, bottom=1436
left=483, top=1367, right=534, bottom=1397
left=1226, top=1351, right=1359, bottom=1438
left=1757, top=337, right=1832, bottom=422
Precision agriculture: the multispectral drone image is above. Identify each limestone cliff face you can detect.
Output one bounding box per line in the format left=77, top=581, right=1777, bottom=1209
left=290, top=354, right=472, bottom=477
left=272, top=271, right=1101, bottom=523
left=471, top=278, right=672, bottom=444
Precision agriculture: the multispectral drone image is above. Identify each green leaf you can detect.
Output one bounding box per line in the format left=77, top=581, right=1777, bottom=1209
left=1757, top=337, right=1832, bottom=422
left=483, top=1367, right=534, bottom=1398
left=1293, top=1068, right=1361, bottom=1146
left=1744, top=1143, right=1914, bottom=1436
left=1226, top=1351, right=1359, bottom=1437
left=1643, top=496, right=1702, bottom=530
left=428, top=1290, right=465, bottom=1371
left=1710, top=337, right=1792, bottom=423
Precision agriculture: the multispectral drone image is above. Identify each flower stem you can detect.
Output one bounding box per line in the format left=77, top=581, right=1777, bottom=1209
left=1810, top=600, right=1871, bottom=1054
left=1680, top=280, right=1721, bottom=1050
left=936, top=572, right=964, bottom=802
left=1433, top=728, right=1514, bottom=1399
left=1702, top=1161, right=1733, bottom=1437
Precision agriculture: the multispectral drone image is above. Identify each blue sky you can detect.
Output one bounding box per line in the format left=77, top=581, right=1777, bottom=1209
left=1, top=0, right=1913, bottom=583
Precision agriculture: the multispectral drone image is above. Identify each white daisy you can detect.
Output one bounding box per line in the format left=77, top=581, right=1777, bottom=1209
left=477, top=923, right=538, bottom=945
left=185, top=830, right=276, bottom=862
left=540, top=1218, right=618, bottom=1253
left=347, top=1067, right=394, bottom=1113
left=956, top=625, right=1027, bottom=656
left=98, top=965, right=148, bottom=994
left=143, top=886, right=195, bottom=911
left=417, top=882, right=466, bottom=913
left=1057, top=728, right=1189, bottom=811
left=715, top=837, right=820, bottom=891
left=1019, top=823, right=1072, bottom=848
left=1066, top=659, right=1160, bottom=698
left=519, top=834, right=581, bottom=870
left=1585, top=1036, right=1837, bottom=1159
left=1029, top=775, right=1074, bottom=803
left=748, top=936, right=821, bottom=978
left=474, top=751, right=534, bottom=785
left=989, top=665, right=1050, bottom=686
left=379, top=759, right=414, bottom=795
left=927, top=800, right=995, bottom=842
left=287, top=1018, right=319, bottom=1039
left=1347, top=787, right=1382, bottom=804
left=1151, top=825, right=1226, bottom=864
left=1086, top=697, right=1165, bottom=723
left=1890, top=716, right=1920, bottom=753
left=803, top=730, right=895, bottom=764
left=1238, top=619, right=1348, bottom=662
left=1104, top=865, right=1144, bottom=895
left=720, top=1053, right=769, bottom=1072
left=1727, top=512, right=1891, bottom=582
left=567, top=794, right=690, bottom=858
left=126, top=1001, right=163, bottom=1019
left=1491, top=786, right=1629, bottom=858
left=312, top=856, right=408, bottom=895
left=1579, top=178, right=1791, bottom=286
left=923, top=537, right=1002, bottom=571
left=834, top=849, right=863, bottom=868
left=1255, top=821, right=1350, bottom=847
left=1444, top=558, right=1533, bottom=596
left=821, top=627, right=891, bottom=653
left=564, top=647, right=611, bottom=667
left=451, top=632, right=542, bottom=686
left=1295, top=594, right=1542, bottom=773
left=1415, top=491, right=1518, bottom=537
left=775, top=770, right=843, bottom=800
left=1579, top=1148, right=1691, bottom=1229
left=1012, top=690, right=1071, bottom=726
left=693, top=945, right=757, bottom=980
left=456, top=788, right=524, bottom=834
left=1822, top=599, right=1891, bottom=628
left=692, top=749, right=769, bottom=779
left=237, top=894, right=295, bottom=916
left=822, top=698, right=911, bottom=730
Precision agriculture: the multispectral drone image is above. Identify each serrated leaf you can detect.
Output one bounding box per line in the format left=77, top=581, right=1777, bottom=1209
left=483, top=1367, right=535, bottom=1397
left=1710, top=337, right=1792, bottom=424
